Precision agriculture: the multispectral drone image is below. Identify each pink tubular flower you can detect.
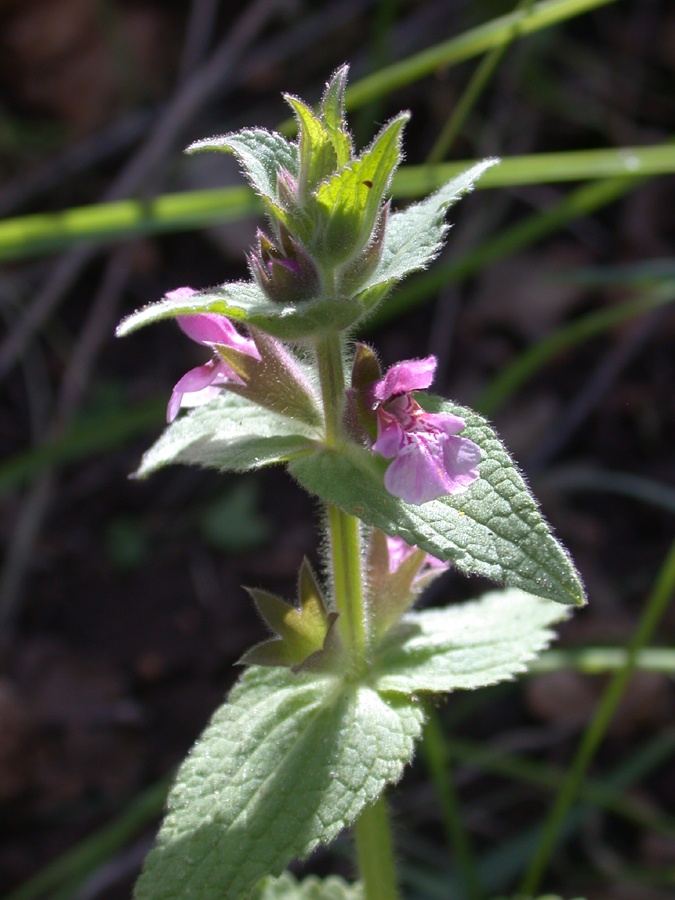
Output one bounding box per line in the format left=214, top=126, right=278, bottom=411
left=385, top=535, right=447, bottom=575
left=166, top=288, right=260, bottom=423
left=372, top=355, right=481, bottom=505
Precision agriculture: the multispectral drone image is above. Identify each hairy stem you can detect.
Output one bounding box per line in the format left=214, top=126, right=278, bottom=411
left=353, top=794, right=399, bottom=900
left=327, top=503, right=367, bottom=656
left=316, top=331, right=398, bottom=897
left=317, top=332, right=367, bottom=656
left=316, top=332, right=346, bottom=445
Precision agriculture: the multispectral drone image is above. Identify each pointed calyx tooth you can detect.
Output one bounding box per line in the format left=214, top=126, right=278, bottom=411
left=238, top=559, right=342, bottom=671
left=248, top=228, right=320, bottom=304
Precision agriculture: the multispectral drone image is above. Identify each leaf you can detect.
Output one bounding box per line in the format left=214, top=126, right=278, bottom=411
left=134, top=666, right=423, bottom=900
left=373, top=588, right=568, bottom=694
left=285, top=95, right=338, bottom=194
left=136, top=392, right=320, bottom=478
left=312, top=113, right=409, bottom=263
left=288, top=398, right=586, bottom=607
left=186, top=128, right=298, bottom=212
left=357, top=159, right=498, bottom=297
left=116, top=280, right=365, bottom=340
left=252, top=871, right=363, bottom=899
left=116, top=281, right=269, bottom=336
left=320, top=65, right=352, bottom=167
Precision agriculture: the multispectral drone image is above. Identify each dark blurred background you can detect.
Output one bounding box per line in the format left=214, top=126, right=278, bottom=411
left=0, top=1, right=674, bottom=897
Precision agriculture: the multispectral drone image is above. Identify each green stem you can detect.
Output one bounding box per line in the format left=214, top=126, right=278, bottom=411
left=316, top=332, right=346, bottom=444
left=422, top=709, right=482, bottom=899
left=316, top=331, right=398, bottom=897
left=353, top=794, right=399, bottom=900
left=316, top=331, right=367, bottom=656
left=327, top=503, right=367, bottom=655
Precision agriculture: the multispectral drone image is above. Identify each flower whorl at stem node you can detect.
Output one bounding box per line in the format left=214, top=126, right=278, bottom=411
left=352, top=347, right=482, bottom=505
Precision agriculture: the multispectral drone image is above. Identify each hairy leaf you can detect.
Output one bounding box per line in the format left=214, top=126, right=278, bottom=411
left=289, top=398, right=586, bottom=606
left=320, top=65, right=352, bottom=168
left=313, top=113, right=409, bottom=263
left=357, top=159, right=498, bottom=297
left=252, top=871, right=363, bottom=899
left=285, top=95, right=337, bottom=194
left=134, top=667, right=423, bottom=900
left=136, top=392, right=320, bottom=478
left=116, top=281, right=365, bottom=340
left=186, top=128, right=298, bottom=212
left=374, top=588, right=568, bottom=693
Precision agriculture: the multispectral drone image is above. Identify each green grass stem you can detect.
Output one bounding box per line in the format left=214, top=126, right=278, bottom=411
left=520, top=537, right=675, bottom=894
left=421, top=710, right=482, bottom=899
left=534, top=645, right=675, bottom=676
left=477, top=281, right=675, bottom=415
left=427, top=0, right=537, bottom=163
left=0, top=400, right=164, bottom=497
left=370, top=174, right=638, bottom=327
left=448, top=732, right=675, bottom=842
left=5, top=775, right=171, bottom=900
left=344, top=0, right=618, bottom=110
left=2, top=146, right=673, bottom=262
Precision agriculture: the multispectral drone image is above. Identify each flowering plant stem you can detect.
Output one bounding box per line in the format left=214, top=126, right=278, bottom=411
left=318, top=332, right=368, bottom=657
left=353, top=794, right=399, bottom=900
left=318, top=331, right=397, bottom=894
left=118, top=70, right=587, bottom=897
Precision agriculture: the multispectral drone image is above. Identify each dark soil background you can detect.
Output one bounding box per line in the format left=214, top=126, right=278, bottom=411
left=0, top=1, right=674, bottom=898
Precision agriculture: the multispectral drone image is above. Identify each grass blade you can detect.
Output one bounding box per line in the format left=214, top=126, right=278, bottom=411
left=344, top=0, right=619, bottom=109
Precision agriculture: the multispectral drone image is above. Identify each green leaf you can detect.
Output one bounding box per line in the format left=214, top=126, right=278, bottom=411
left=252, top=871, right=363, bottom=899
left=134, top=666, right=423, bottom=900
left=285, top=95, right=338, bottom=195
left=374, top=588, right=568, bottom=694
left=288, top=398, right=586, bottom=607
left=186, top=128, right=297, bottom=214
left=116, top=281, right=268, bottom=336
left=320, top=66, right=352, bottom=168
left=136, top=392, right=320, bottom=478
left=357, top=159, right=498, bottom=298
left=312, top=113, right=409, bottom=263
left=116, top=281, right=365, bottom=340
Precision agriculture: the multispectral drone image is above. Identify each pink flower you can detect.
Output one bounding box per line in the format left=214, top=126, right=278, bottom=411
left=385, top=535, right=447, bottom=575
left=166, top=288, right=260, bottom=423
left=372, top=355, right=481, bottom=504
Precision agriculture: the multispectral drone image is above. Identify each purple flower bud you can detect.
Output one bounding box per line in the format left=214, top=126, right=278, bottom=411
left=248, top=229, right=319, bottom=304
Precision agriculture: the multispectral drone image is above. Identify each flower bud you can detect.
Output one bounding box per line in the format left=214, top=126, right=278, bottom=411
left=248, top=227, right=320, bottom=304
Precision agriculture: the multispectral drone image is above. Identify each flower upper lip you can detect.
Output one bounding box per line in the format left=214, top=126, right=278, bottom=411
left=165, top=288, right=260, bottom=423
left=370, top=355, right=482, bottom=505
